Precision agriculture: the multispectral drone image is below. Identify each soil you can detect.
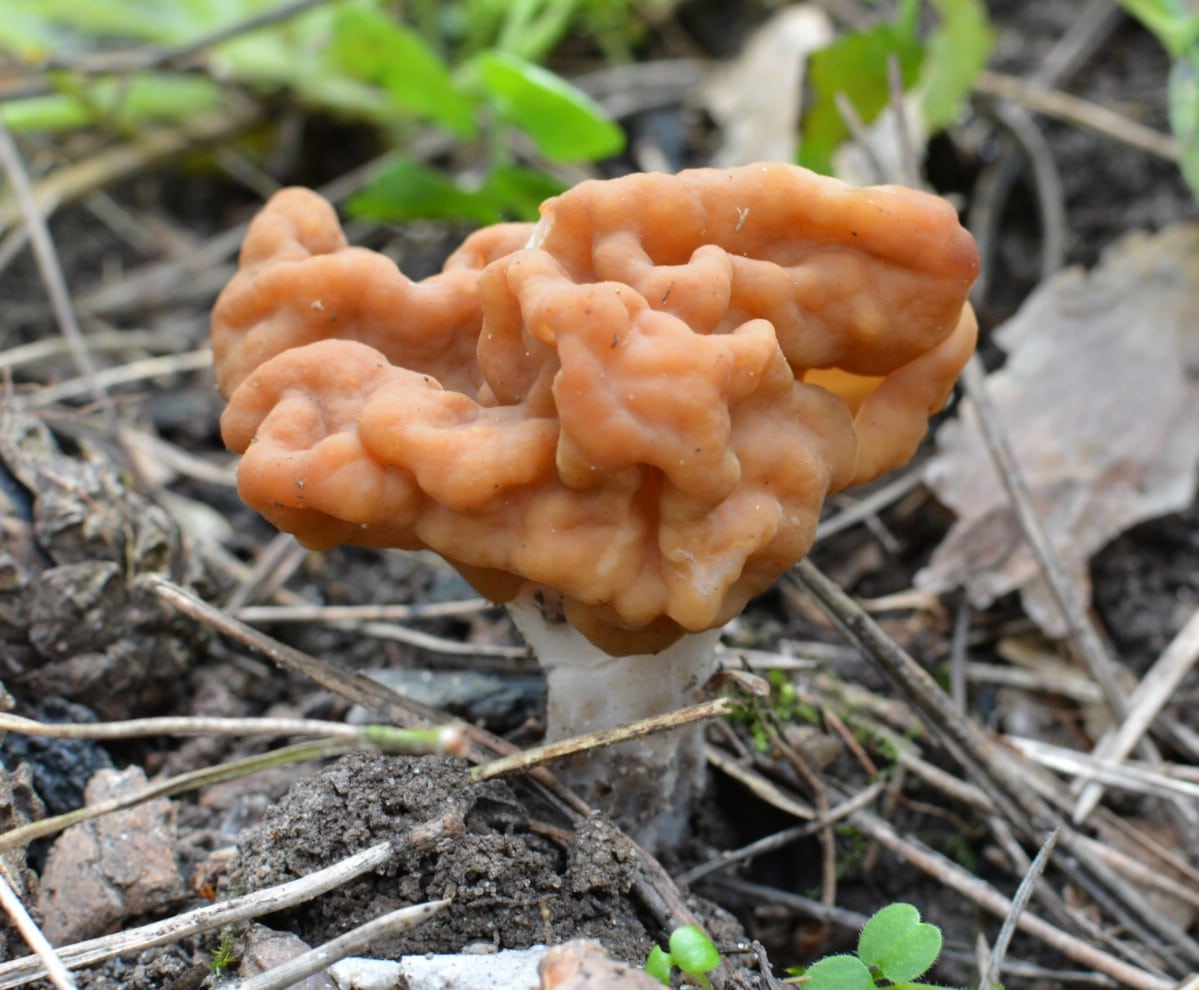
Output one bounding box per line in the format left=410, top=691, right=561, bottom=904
left=228, top=754, right=652, bottom=960
left=1, top=1, right=1198, bottom=989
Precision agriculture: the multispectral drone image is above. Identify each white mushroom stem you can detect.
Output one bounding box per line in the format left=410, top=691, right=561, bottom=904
left=506, top=589, right=721, bottom=849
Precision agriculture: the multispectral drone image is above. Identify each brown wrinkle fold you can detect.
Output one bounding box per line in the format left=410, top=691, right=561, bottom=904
left=212, top=164, right=979, bottom=653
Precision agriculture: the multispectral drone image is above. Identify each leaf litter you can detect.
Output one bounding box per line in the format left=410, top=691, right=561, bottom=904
left=919, top=223, right=1199, bottom=637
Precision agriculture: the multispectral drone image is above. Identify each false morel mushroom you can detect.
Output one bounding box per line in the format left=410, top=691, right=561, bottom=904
left=212, top=163, right=979, bottom=843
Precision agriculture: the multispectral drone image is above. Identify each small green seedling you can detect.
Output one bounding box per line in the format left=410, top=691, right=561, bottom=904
left=646, top=925, right=721, bottom=988
left=800, top=903, right=957, bottom=989
left=209, top=931, right=238, bottom=977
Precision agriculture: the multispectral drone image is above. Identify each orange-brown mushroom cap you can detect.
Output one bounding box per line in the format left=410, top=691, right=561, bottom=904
left=212, top=164, right=979, bottom=654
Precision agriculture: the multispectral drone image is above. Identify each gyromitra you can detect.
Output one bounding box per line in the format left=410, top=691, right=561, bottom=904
left=212, top=163, right=979, bottom=842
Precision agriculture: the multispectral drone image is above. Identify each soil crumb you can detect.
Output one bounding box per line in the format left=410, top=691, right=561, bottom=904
left=229, top=753, right=652, bottom=963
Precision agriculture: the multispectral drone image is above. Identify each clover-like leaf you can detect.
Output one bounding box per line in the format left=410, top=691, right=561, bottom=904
left=859, top=902, right=943, bottom=983
left=801, top=953, right=876, bottom=990
left=645, top=944, right=672, bottom=986
left=667, top=925, right=721, bottom=976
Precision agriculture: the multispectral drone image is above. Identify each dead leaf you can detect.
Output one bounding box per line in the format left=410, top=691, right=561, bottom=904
left=918, top=225, right=1199, bottom=635
left=704, top=4, right=834, bottom=166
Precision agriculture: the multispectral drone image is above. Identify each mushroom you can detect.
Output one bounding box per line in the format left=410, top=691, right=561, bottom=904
left=212, top=163, right=979, bottom=845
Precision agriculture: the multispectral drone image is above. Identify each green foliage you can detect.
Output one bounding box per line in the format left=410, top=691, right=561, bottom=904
left=209, top=930, right=238, bottom=977
left=645, top=925, right=721, bottom=989
left=728, top=668, right=817, bottom=753
left=798, top=903, right=957, bottom=989
left=799, top=0, right=993, bottom=175
left=0, top=0, right=628, bottom=222
left=1117, top=0, right=1199, bottom=197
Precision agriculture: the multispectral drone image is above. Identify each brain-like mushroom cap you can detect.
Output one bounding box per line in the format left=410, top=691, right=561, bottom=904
left=213, top=164, right=978, bottom=654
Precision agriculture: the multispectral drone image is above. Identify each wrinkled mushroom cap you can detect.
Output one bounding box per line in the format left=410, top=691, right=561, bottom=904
left=213, top=164, right=978, bottom=654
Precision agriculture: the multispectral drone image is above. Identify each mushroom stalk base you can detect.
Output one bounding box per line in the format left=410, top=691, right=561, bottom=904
left=506, top=592, right=721, bottom=849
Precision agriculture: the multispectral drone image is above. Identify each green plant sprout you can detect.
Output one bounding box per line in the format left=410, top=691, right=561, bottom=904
left=645, top=925, right=721, bottom=989
left=0, top=0, right=628, bottom=222
left=797, top=903, right=958, bottom=990
left=1116, top=0, right=1199, bottom=197
left=799, top=0, right=993, bottom=175
left=728, top=669, right=818, bottom=753
left=209, top=930, right=238, bottom=977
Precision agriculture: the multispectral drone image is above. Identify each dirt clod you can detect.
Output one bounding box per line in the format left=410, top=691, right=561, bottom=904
left=230, top=753, right=652, bottom=964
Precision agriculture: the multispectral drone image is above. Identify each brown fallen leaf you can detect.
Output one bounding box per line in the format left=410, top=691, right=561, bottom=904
left=918, top=225, right=1199, bottom=635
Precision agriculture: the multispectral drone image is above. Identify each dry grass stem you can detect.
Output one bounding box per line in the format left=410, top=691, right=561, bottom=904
left=0, top=729, right=462, bottom=854
left=980, top=827, right=1060, bottom=989
left=24, top=349, right=212, bottom=407
left=1009, top=735, right=1199, bottom=803
left=1073, top=605, right=1199, bottom=820
left=957, top=358, right=1143, bottom=733
left=675, top=779, right=885, bottom=886
left=792, top=558, right=1199, bottom=975
left=0, top=122, right=112, bottom=423
left=0, top=817, right=456, bottom=988
left=976, top=70, right=1179, bottom=160
left=704, top=744, right=816, bottom=821
left=0, top=329, right=190, bottom=373
left=474, top=697, right=735, bottom=781
left=815, top=465, right=925, bottom=536
left=0, top=869, right=75, bottom=990
left=235, top=599, right=494, bottom=624
left=0, top=109, right=260, bottom=234
left=229, top=898, right=452, bottom=990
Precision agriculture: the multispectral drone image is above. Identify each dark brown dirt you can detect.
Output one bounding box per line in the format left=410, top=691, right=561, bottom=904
left=228, top=753, right=653, bottom=962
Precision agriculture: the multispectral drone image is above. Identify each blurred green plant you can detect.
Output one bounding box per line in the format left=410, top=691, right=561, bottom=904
left=0, top=0, right=633, bottom=221
left=796, top=902, right=960, bottom=990
left=645, top=924, right=721, bottom=989
left=1116, top=0, right=1199, bottom=197
left=727, top=668, right=819, bottom=753
left=799, top=0, right=993, bottom=175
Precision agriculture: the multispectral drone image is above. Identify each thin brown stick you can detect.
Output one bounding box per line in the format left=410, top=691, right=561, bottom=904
left=976, top=70, right=1179, bottom=161
left=957, top=358, right=1127, bottom=723
left=474, top=698, right=734, bottom=781
left=230, top=899, right=452, bottom=990
left=0, top=816, right=455, bottom=988
left=1074, top=606, right=1199, bottom=820
left=980, top=827, right=1060, bottom=989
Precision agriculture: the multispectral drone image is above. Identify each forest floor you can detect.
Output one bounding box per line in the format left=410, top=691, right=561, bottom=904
left=1, top=1, right=1198, bottom=989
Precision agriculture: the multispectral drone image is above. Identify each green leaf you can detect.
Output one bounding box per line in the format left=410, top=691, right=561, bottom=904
left=644, top=944, right=672, bottom=986
left=801, top=954, right=876, bottom=990
left=1168, top=48, right=1199, bottom=197
left=858, top=903, right=943, bottom=984
left=329, top=6, right=476, bottom=136
left=798, top=22, right=924, bottom=175
left=921, top=0, right=993, bottom=130
left=472, top=50, right=624, bottom=161
left=0, top=0, right=190, bottom=47
left=493, top=0, right=576, bottom=62
left=482, top=164, right=565, bottom=219
left=348, top=156, right=496, bottom=223
left=1118, top=0, right=1199, bottom=56
left=1, top=72, right=224, bottom=132
left=667, top=926, right=721, bottom=976
left=347, top=155, right=562, bottom=224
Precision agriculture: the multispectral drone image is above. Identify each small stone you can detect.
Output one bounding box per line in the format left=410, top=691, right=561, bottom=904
left=37, top=766, right=184, bottom=944
left=538, top=940, right=663, bottom=990
left=238, top=925, right=337, bottom=990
